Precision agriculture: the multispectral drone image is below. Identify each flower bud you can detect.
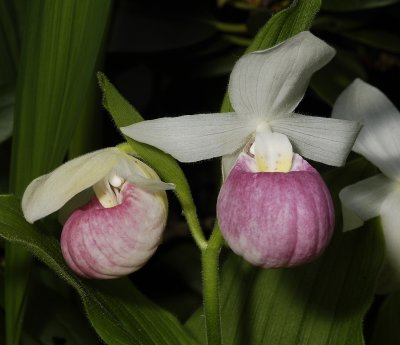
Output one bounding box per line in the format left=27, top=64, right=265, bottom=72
left=217, top=153, right=334, bottom=268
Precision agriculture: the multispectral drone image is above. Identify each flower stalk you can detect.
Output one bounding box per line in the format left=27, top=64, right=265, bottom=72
left=201, top=224, right=224, bottom=345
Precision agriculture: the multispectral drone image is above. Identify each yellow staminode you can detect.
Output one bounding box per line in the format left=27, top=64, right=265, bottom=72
left=254, top=123, right=293, bottom=173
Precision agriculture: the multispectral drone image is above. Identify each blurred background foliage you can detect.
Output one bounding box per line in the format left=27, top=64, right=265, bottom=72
left=0, top=0, right=399, bottom=344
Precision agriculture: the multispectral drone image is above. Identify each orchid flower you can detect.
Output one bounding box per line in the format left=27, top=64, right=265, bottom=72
left=121, top=31, right=361, bottom=268
left=22, top=147, right=174, bottom=279
left=332, top=79, right=400, bottom=291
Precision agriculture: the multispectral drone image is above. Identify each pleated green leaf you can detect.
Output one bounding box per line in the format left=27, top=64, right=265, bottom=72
left=186, top=159, right=385, bottom=344
left=221, top=0, right=321, bottom=112
left=7, top=1, right=111, bottom=344
left=98, top=73, right=207, bottom=249
left=10, top=0, right=112, bottom=189
left=0, top=194, right=197, bottom=345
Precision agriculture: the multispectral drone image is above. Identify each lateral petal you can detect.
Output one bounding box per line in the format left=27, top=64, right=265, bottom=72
left=125, top=174, right=175, bottom=192
left=339, top=174, right=395, bottom=231
left=228, top=31, right=335, bottom=119
left=22, top=148, right=120, bottom=223
left=332, top=79, right=400, bottom=180
left=270, top=114, right=361, bottom=166
left=121, top=113, right=256, bottom=162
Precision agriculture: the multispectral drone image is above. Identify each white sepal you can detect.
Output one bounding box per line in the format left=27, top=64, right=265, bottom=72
left=270, top=114, right=361, bottom=166
left=228, top=31, right=335, bottom=119
left=22, top=148, right=119, bottom=223
left=332, top=79, right=400, bottom=181
left=121, top=113, right=256, bottom=162
left=339, top=174, right=396, bottom=230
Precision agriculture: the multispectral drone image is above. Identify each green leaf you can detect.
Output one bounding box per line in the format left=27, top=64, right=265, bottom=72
left=246, top=0, right=321, bottom=52
left=221, top=0, right=322, bottom=112
left=0, top=194, right=197, bottom=345
left=98, top=73, right=207, bottom=250
left=340, top=29, right=400, bottom=54
left=322, top=0, right=400, bottom=12
left=371, top=292, right=400, bottom=345
left=310, top=49, right=367, bottom=106
left=10, top=0, right=111, bottom=191
left=7, top=1, right=112, bottom=344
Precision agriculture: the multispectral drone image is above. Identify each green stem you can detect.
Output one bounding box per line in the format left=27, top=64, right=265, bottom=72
left=201, top=224, right=224, bottom=345
left=185, top=208, right=208, bottom=250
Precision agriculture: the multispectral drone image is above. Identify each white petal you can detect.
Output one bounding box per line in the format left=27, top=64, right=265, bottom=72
left=332, top=79, right=400, bottom=180
left=22, top=148, right=120, bottom=223
left=125, top=174, right=175, bottom=192
left=380, top=189, right=400, bottom=285
left=228, top=31, right=335, bottom=119
left=121, top=113, right=256, bottom=162
left=339, top=174, right=395, bottom=230
left=270, top=114, right=361, bottom=166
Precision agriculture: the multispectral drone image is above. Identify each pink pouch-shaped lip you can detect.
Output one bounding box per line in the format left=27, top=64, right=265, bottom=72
left=217, top=153, right=335, bottom=268
left=61, top=183, right=166, bottom=279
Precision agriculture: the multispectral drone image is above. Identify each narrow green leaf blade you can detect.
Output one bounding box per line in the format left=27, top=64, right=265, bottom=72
left=11, top=0, right=112, bottom=190
left=0, top=194, right=196, bottom=345
left=246, top=0, right=321, bottom=52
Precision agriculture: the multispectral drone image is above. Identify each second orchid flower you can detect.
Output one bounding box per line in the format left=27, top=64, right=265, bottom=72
left=121, top=31, right=361, bottom=268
